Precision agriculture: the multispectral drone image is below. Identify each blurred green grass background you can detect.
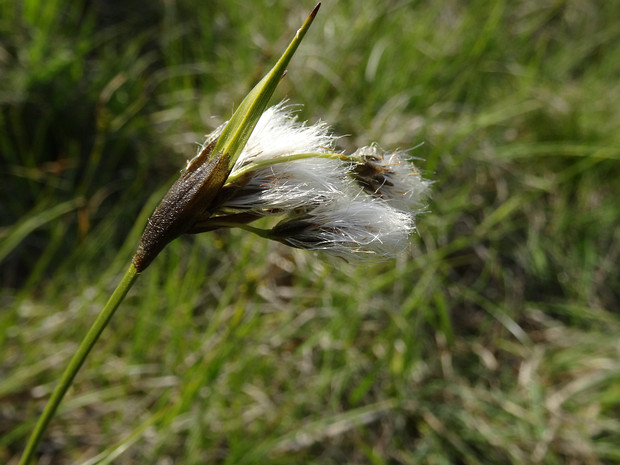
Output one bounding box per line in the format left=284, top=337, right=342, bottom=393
left=2, top=0, right=620, bottom=463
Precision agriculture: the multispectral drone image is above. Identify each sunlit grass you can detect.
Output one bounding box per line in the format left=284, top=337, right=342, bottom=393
left=2, top=0, right=620, bottom=464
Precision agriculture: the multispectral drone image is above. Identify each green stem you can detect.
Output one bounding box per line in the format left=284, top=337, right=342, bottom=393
left=224, top=151, right=343, bottom=185
left=19, top=263, right=140, bottom=465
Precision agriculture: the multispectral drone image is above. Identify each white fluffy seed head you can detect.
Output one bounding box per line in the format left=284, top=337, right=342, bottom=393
left=220, top=103, right=351, bottom=213
left=273, top=198, right=415, bottom=259
left=224, top=158, right=353, bottom=212
left=195, top=103, right=431, bottom=260
left=190, top=103, right=336, bottom=171
left=352, top=145, right=432, bottom=212
left=233, top=102, right=337, bottom=169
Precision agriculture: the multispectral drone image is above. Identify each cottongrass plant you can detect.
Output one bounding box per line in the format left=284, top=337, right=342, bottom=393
left=19, top=3, right=430, bottom=463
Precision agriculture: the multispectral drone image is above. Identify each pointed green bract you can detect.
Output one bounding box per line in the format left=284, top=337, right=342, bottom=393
left=211, top=3, right=321, bottom=170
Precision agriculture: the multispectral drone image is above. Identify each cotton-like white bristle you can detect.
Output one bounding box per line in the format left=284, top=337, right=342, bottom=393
left=352, top=145, right=431, bottom=212
left=377, top=151, right=431, bottom=210
left=223, top=103, right=349, bottom=212
left=224, top=158, right=353, bottom=212
left=197, top=102, right=431, bottom=260
left=274, top=197, right=415, bottom=258
left=233, top=102, right=337, bottom=169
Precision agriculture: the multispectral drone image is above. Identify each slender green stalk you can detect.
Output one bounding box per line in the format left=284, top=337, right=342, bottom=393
left=19, top=263, right=140, bottom=465
left=224, top=151, right=342, bottom=185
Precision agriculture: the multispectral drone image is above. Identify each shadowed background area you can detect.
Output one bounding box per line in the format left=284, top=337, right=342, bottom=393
left=2, top=0, right=620, bottom=463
